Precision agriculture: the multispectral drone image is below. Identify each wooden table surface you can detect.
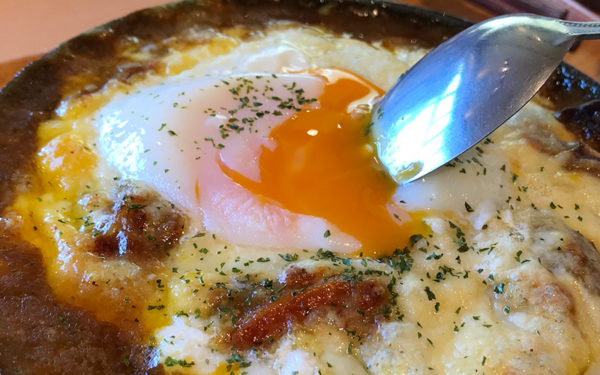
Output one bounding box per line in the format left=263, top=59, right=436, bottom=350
left=1, top=0, right=599, bottom=88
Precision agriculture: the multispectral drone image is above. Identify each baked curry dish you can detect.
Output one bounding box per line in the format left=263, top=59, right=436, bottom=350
left=2, top=1, right=600, bottom=374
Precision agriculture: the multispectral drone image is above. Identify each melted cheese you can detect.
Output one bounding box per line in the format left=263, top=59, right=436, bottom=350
left=8, top=22, right=600, bottom=375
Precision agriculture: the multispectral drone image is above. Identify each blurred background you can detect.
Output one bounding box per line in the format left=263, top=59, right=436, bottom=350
left=1, top=0, right=599, bottom=87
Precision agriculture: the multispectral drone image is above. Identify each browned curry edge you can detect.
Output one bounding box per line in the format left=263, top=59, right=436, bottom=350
left=0, top=0, right=599, bottom=374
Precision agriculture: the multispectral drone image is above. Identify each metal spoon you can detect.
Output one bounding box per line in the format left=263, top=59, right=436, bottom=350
left=372, top=14, right=600, bottom=184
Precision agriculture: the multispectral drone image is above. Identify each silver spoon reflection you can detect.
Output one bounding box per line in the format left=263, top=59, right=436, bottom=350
left=372, top=14, right=600, bottom=184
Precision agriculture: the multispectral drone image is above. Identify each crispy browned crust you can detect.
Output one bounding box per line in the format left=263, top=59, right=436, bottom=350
left=556, top=100, right=600, bottom=151
left=0, top=231, right=163, bottom=375
left=0, top=0, right=599, bottom=373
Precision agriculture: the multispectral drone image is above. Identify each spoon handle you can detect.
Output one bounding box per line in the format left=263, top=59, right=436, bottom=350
left=558, top=20, right=600, bottom=39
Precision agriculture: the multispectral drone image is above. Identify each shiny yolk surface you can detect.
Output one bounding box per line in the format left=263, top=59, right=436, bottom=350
left=222, top=69, right=425, bottom=256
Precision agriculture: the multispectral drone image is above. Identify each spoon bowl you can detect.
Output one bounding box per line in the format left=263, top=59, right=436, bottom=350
left=373, top=14, right=600, bottom=183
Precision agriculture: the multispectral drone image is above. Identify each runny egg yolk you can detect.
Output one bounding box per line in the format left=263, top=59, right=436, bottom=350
left=221, top=69, right=425, bottom=256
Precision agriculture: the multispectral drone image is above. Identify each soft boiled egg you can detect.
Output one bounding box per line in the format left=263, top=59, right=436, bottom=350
left=95, top=43, right=512, bottom=257
left=95, top=66, right=428, bottom=256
